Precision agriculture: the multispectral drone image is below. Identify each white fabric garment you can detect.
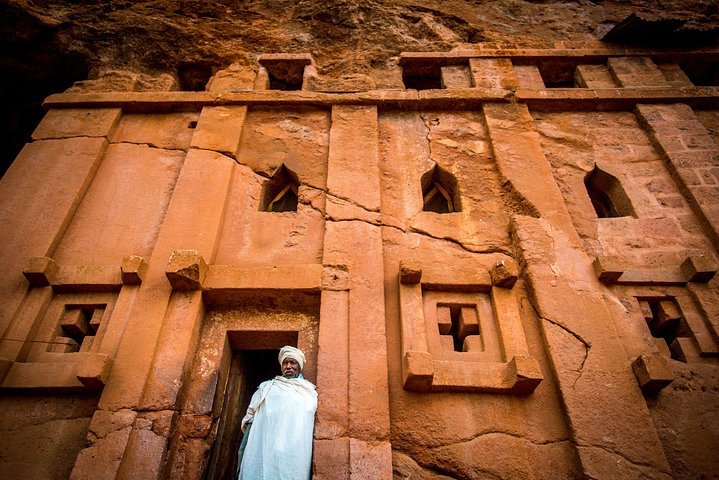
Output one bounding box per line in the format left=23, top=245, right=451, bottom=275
left=239, top=376, right=317, bottom=480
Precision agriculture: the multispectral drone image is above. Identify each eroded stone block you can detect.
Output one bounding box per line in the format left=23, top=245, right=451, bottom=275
left=121, top=255, right=148, bottom=285
left=402, top=350, right=434, bottom=391
left=491, top=260, right=518, bottom=288
left=399, top=259, right=422, bottom=284
left=509, top=355, right=543, bottom=394
left=77, top=353, right=113, bottom=389
left=206, top=63, right=256, bottom=92
left=321, top=264, right=350, bottom=291
left=632, top=354, right=674, bottom=392
left=593, top=256, right=624, bottom=284
left=178, top=414, right=212, bottom=438
left=165, top=250, right=207, bottom=290
left=23, top=256, right=59, bottom=287
left=681, top=255, right=717, bottom=283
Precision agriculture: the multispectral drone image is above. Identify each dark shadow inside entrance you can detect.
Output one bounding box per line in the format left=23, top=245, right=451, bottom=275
left=205, top=349, right=282, bottom=480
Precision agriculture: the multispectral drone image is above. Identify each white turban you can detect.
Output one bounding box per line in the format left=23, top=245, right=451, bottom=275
left=278, top=345, right=305, bottom=371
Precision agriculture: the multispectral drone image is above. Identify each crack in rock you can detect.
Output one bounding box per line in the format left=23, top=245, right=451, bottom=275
left=428, top=429, right=572, bottom=450
left=528, top=299, right=591, bottom=388
left=577, top=443, right=673, bottom=478
left=112, top=140, right=189, bottom=153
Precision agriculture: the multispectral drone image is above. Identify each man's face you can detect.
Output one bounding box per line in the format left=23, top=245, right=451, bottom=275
left=281, top=358, right=300, bottom=378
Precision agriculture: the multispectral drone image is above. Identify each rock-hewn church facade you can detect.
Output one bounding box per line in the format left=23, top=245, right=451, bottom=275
left=1, top=39, right=718, bottom=479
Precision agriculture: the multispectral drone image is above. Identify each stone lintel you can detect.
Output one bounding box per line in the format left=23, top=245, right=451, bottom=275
left=53, top=265, right=124, bottom=292
left=419, top=265, right=492, bottom=291
left=1, top=361, right=86, bottom=390
left=517, top=87, right=719, bottom=111
left=615, top=270, right=688, bottom=286
left=203, top=264, right=323, bottom=291
left=258, top=52, right=314, bottom=65
left=681, top=255, right=717, bottom=283
left=121, top=255, right=148, bottom=285
left=631, top=354, right=674, bottom=392
left=165, top=250, right=208, bottom=290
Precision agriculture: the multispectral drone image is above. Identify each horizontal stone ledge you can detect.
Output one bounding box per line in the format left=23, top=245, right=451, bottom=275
left=0, top=352, right=112, bottom=391
left=43, top=89, right=512, bottom=112
left=517, top=87, right=719, bottom=110
left=24, top=256, right=147, bottom=291
left=399, top=47, right=719, bottom=63
left=42, top=87, right=719, bottom=113
left=594, top=254, right=717, bottom=286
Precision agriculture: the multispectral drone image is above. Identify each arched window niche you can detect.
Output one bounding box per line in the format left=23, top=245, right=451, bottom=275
left=584, top=165, right=636, bottom=219
left=421, top=165, right=461, bottom=214
left=261, top=164, right=299, bottom=212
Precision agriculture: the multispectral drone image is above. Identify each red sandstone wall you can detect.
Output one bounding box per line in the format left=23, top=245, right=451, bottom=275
left=0, top=394, right=98, bottom=479
left=0, top=46, right=718, bottom=480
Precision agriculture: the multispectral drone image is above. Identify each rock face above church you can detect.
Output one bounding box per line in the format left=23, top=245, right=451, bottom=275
left=2, top=0, right=718, bottom=80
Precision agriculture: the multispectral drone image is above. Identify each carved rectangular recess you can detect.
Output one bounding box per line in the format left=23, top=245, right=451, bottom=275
left=630, top=287, right=719, bottom=363
left=0, top=287, right=119, bottom=391
left=399, top=258, right=542, bottom=394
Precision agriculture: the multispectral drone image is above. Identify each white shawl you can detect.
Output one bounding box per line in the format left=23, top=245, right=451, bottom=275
left=239, top=376, right=317, bottom=480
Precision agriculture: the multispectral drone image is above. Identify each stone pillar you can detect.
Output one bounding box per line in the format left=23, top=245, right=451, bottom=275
left=469, top=58, right=519, bottom=90
left=484, top=102, right=673, bottom=479
left=314, top=274, right=350, bottom=479
left=70, top=109, right=240, bottom=480
left=318, top=105, right=392, bottom=479
left=635, top=103, right=719, bottom=247
left=607, top=56, right=670, bottom=88
left=574, top=65, right=616, bottom=88
left=0, top=109, right=119, bottom=349
left=514, top=64, right=545, bottom=89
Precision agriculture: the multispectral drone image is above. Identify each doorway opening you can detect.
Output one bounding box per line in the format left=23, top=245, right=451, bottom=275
left=205, top=348, right=283, bottom=480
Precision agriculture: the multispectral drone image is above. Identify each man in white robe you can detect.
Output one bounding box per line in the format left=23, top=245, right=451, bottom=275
left=238, top=346, right=317, bottom=480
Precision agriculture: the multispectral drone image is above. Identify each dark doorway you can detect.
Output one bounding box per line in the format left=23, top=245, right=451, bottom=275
left=205, top=349, right=281, bottom=480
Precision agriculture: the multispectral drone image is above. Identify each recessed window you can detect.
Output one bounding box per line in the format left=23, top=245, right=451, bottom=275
left=261, top=165, right=299, bottom=212
left=401, top=61, right=443, bottom=90
left=421, top=165, right=461, bottom=213
left=258, top=56, right=311, bottom=91
left=639, top=298, right=693, bottom=362
left=585, top=166, right=636, bottom=218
